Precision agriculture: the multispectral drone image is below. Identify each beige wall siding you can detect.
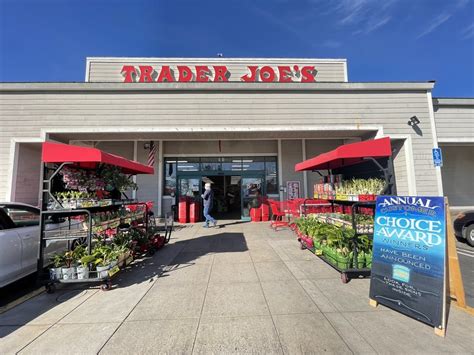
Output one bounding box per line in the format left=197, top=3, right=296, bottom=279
left=87, top=58, right=347, bottom=83
left=433, top=99, right=474, bottom=142
left=135, top=142, right=159, bottom=214
left=440, top=145, right=474, bottom=207
left=304, top=139, right=344, bottom=197
left=0, top=87, right=439, bottom=200
left=164, top=140, right=277, bottom=156
left=95, top=141, right=133, bottom=159
left=13, top=143, right=41, bottom=206
left=281, top=140, right=304, bottom=199
left=392, top=139, right=409, bottom=196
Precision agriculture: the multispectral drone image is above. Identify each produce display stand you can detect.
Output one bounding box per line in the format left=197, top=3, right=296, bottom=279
left=302, top=201, right=376, bottom=283
left=37, top=142, right=155, bottom=292
left=295, top=137, right=396, bottom=283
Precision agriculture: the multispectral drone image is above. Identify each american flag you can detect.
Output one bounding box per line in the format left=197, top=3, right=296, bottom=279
left=147, top=141, right=157, bottom=167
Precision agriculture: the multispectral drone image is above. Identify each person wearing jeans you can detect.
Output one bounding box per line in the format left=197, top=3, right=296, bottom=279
left=201, top=182, right=217, bottom=227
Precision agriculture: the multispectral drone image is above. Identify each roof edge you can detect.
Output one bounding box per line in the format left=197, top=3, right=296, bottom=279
left=85, top=56, right=348, bottom=63
left=433, top=97, right=474, bottom=106
left=0, top=82, right=435, bottom=92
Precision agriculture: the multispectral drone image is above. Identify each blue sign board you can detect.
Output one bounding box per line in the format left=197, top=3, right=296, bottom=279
left=432, top=148, right=443, bottom=167
left=369, top=196, right=446, bottom=329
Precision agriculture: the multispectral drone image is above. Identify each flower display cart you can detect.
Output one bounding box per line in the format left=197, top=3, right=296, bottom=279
left=294, top=137, right=396, bottom=283
left=37, top=142, right=156, bottom=293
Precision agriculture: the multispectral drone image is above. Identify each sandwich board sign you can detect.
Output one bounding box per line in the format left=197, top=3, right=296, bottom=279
left=369, top=196, right=446, bottom=334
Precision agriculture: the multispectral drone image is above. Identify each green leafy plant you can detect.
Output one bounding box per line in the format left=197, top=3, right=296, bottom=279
left=99, top=165, right=138, bottom=192
left=50, top=253, right=65, bottom=268
left=92, top=245, right=113, bottom=267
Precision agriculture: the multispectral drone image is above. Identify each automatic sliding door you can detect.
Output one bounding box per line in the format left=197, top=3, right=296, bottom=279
left=241, top=176, right=264, bottom=220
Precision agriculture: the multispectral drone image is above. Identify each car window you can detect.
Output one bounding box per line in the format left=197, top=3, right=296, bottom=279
left=3, top=206, right=40, bottom=228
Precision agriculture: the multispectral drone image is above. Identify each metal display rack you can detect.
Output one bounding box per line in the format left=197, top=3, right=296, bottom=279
left=37, top=142, right=155, bottom=293
left=301, top=200, right=376, bottom=283
left=295, top=137, right=396, bottom=283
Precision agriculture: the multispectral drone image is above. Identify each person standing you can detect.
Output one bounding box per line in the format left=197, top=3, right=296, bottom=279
left=201, top=182, right=217, bottom=227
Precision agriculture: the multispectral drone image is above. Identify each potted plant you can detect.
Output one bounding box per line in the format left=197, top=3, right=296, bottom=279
left=93, top=245, right=113, bottom=278
left=73, top=245, right=92, bottom=279
left=61, top=251, right=77, bottom=280
left=77, top=254, right=95, bottom=279
left=49, top=253, right=64, bottom=280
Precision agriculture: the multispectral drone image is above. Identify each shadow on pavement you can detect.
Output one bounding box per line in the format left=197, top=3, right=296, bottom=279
left=0, top=230, right=248, bottom=337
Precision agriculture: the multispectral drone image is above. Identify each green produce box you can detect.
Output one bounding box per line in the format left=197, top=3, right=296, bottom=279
left=336, top=254, right=351, bottom=270
left=365, top=253, right=372, bottom=269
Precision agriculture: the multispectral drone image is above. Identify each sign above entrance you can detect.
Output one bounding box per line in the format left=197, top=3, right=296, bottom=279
left=121, top=64, right=317, bottom=83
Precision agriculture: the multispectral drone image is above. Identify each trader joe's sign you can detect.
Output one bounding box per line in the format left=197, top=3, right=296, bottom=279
left=121, top=65, right=317, bottom=83
left=369, top=196, right=446, bottom=329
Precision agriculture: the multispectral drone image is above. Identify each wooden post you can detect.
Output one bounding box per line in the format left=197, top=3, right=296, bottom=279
left=369, top=298, right=378, bottom=308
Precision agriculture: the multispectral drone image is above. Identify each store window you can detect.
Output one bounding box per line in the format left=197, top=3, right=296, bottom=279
left=164, top=158, right=177, bottom=196
left=164, top=155, right=279, bottom=196
left=242, top=157, right=265, bottom=171
left=201, top=158, right=221, bottom=171
left=177, top=158, right=200, bottom=172
left=265, top=157, right=278, bottom=194
left=223, top=157, right=242, bottom=171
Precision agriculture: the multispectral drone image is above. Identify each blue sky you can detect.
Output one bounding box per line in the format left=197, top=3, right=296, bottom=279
left=0, top=0, right=473, bottom=97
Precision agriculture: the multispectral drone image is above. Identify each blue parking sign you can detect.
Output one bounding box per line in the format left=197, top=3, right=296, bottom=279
left=432, top=148, right=443, bottom=167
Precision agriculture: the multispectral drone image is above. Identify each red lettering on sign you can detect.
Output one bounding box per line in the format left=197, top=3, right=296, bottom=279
left=196, top=66, right=210, bottom=82
left=301, top=66, right=316, bottom=82
left=278, top=66, right=292, bottom=82
left=177, top=66, right=193, bottom=82
left=213, top=66, right=229, bottom=82
left=139, top=66, right=154, bottom=82
left=157, top=66, right=174, bottom=82
left=121, top=65, right=137, bottom=83
left=260, top=66, right=276, bottom=82
left=241, top=66, right=258, bottom=82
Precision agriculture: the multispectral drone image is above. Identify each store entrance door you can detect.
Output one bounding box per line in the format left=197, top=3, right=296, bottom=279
left=201, top=175, right=242, bottom=220
left=241, top=176, right=264, bottom=220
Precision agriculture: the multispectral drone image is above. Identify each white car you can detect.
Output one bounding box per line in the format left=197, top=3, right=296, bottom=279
left=0, top=202, right=72, bottom=288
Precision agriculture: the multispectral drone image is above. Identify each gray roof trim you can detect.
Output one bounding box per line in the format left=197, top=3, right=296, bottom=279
left=433, top=98, right=474, bottom=106
left=86, top=56, right=347, bottom=63
left=0, top=82, right=435, bottom=92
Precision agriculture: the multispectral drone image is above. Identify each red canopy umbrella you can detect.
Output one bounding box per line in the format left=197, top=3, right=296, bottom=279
left=295, top=137, right=392, bottom=172
left=42, top=142, right=154, bottom=175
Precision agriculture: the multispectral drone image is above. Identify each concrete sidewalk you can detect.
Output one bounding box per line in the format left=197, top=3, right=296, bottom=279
left=1, top=221, right=473, bottom=354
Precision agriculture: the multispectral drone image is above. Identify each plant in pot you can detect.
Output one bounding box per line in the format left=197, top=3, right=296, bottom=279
left=49, top=253, right=64, bottom=280
left=93, top=245, right=113, bottom=278
left=73, top=245, right=91, bottom=279
left=61, top=250, right=77, bottom=280
left=78, top=254, right=95, bottom=279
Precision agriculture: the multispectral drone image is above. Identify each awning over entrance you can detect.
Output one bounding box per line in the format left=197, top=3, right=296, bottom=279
left=295, top=137, right=392, bottom=171
left=41, top=142, right=154, bottom=174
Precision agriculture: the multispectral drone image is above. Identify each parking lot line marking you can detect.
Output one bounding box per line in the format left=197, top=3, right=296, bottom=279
left=457, top=248, right=474, bottom=254
left=457, top=251, right=474, bottom=258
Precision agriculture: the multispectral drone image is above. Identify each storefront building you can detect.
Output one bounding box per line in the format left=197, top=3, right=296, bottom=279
left=1, top=57, right=473, bottom=217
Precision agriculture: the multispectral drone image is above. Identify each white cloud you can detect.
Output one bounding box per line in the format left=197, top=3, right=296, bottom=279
left=364, top=16, right=392, bottom=34
left=416, top=13, right=452, bottom=39
left=331, top=0, right=397, bottom=34
left=461, top=23, right=474, bottom=39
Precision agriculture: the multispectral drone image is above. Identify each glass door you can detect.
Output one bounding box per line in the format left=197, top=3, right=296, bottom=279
left=241, top=176, right=264, bottom=220
left=177, top=176, right=201, bottom=200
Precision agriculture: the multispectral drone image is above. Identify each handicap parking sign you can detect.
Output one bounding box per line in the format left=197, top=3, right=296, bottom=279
left=432, top=148, right=443, bottom=167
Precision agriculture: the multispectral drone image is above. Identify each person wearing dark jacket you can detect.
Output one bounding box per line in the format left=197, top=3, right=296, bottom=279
left=201, top=182, right=217, bottom=227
